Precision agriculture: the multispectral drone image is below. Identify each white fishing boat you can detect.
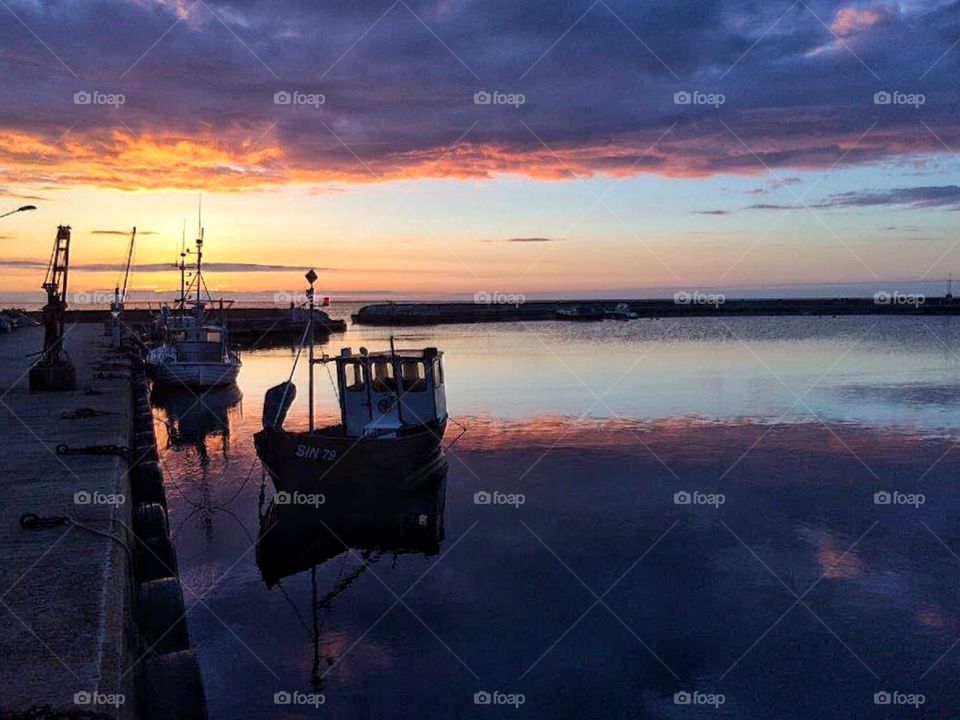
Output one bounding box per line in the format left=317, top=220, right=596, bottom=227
left=146, top=228, right=241, bottom=389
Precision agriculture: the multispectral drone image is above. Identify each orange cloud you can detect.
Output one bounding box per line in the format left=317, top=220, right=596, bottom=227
left=831, top=4, right=893, bottom=38
left=0, top=114, right=954, bottom=193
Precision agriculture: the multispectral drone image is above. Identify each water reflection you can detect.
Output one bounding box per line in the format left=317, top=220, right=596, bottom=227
left=152, top=384, right=243, bottom=455
left=255, top=461, right=447, bottom=689
left=153, top=385, right=243, bottom=541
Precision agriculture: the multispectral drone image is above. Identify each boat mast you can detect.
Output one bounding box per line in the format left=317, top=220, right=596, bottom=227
left=305, top=268, right=318, bottom=432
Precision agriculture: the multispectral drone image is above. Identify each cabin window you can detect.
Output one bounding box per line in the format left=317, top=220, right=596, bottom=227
left=434, top=358, right=444, bottom=385
left=401, top=361, right=427, bottom=392
left=206, top=331, right=221, bottom=343
left=344, top=362, right=365, bottom=391
left=371, top=360, right=396, bottom=392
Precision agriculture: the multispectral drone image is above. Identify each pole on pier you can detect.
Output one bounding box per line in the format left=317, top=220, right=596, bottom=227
left=305, top=268, right=318, bottom=432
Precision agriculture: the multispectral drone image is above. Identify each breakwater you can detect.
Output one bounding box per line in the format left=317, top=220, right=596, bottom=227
left=352, top=297, right=960, bottom=325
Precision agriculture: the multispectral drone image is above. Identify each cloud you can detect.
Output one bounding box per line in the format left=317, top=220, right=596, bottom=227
left=0, top=0, right=958, bottom=190
left=817, top=186, right=960, bottom=210
left=831, top=4, right=895, bottom=38
left=91, top=229, right=159, bottom=235
left=0, top=259, right=336, bottom=272
left=692, top=210, right=730, bottom=215
left=504, top=237, right=560, bottom=243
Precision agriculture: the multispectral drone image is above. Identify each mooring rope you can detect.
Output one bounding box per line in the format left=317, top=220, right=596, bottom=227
left=19, top=513, right=132, bottom=559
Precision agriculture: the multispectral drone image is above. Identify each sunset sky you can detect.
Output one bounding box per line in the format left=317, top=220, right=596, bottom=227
left=2, top=0, right=960, bottom=299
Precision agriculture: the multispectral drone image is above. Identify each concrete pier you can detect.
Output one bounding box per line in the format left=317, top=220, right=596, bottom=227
left=0, top=324, right=135, bottom=717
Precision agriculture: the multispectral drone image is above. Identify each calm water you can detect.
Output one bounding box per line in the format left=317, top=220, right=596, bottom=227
left=155, top=316, right=960, bottom=719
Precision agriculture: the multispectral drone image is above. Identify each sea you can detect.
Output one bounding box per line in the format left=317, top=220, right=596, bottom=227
left=154, top=311, right=960, bottom=718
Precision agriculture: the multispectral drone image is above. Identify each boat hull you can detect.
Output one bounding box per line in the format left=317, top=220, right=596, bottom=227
left=254, top=420, right=447, bottom=494
left=147, top=360, right=240, bottom=388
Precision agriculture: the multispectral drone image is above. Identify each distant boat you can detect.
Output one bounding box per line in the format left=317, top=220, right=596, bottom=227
left=605, top=303, right=639, bottom=320
left=254, top=271, right=448, bottom=495
left=555, top=304, right=605, bottom=321
left=146, top=229, right=241, bottom=388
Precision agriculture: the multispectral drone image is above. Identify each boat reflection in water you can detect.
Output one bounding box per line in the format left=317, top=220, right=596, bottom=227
left=151, top=384, right=243, bottom=457
left=255, top=459, right=447, bottom=688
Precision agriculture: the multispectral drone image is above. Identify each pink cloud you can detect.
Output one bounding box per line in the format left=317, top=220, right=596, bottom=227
left=831, top=4, right=894, bottom=38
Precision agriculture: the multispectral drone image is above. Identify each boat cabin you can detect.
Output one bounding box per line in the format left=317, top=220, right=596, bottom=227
left=334, top=347, right=446, bottom=437
left=164, top=323, right=232, bottom=363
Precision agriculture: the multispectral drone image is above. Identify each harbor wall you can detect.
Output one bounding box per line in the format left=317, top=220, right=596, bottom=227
left=0, top=324, right=206, bottom=719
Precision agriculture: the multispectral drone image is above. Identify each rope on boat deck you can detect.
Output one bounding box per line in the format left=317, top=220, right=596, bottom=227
left=19, top=513, right=132, bottom=559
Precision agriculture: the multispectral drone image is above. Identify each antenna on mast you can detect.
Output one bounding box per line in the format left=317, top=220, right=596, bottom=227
left=947, top=273, right=954, bottom=301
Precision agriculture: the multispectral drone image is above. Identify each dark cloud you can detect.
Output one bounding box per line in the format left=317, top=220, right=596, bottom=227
left=0, top=0, right=958, bottom=186
left=816, top=186, right=960, bottom=210
left=91, top=229, right=159, bottom=236
left=505, top=237, right=560, bottom=243
left=748, top=186, right=960, bottom=211
left=692, top=210, right=730, bottom=215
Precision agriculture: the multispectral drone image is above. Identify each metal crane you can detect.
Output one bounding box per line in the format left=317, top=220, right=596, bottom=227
left=108, top=226, right=136, bottom=345
left=30, top=225, right=76, bottom=391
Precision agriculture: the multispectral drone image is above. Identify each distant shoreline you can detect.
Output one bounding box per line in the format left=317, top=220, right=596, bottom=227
left=352, top=297, right=959, bottom=325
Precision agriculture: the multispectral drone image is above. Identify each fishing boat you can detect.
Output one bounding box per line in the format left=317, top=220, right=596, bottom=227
left=254, top=270, right=448, bottom=495
left=555, top=304, right=605, bottom=321
left=146, top=229, right=241, bottom=388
